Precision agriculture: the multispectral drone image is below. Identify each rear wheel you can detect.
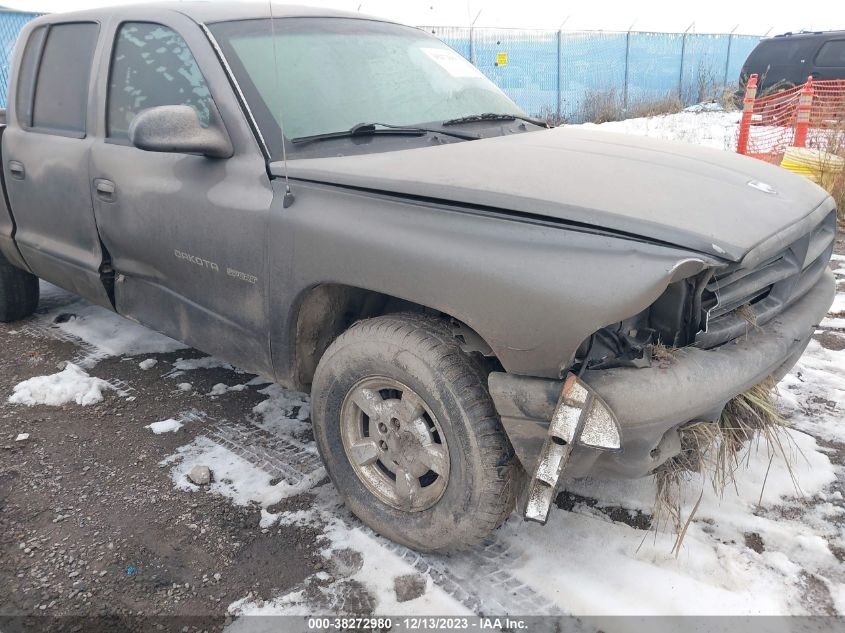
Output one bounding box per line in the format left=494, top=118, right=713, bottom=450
left=311, top=313, right=516, bottom=552
left=0, top=253, right=38, bottom=322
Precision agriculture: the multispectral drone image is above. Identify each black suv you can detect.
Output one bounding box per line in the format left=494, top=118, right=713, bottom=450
left=740, top=31, right=845, bottom=94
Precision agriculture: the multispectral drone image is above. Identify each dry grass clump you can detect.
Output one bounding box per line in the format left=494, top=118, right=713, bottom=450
left=650, top=340, right=677, bottom=369
left=536, top=104, right=567, bottom=127
left=810, top=123, right=845, bottom=226
left=627, top=94, right=685, bottom=120
left=683, top=61, right=721, bottom=106
left=651, top=422, right=716, bottom=553
left=832, top=171, right=845, bottom=226
left=649, top=376, right=800, bottom=556
left=576, top=89, right=684, bottom=124
left=833, top=173, right=845, bottom=227
left=718, top=85, right=741, bottom=113
left=651, top=340, right=674, bottom=360
left=795, top=117, right=844, bottom=224
left=714, top=377, right=800, bottom=495
left=578, top=88, right=625, bottom=124
left=736, top=303, right=759, bottom=329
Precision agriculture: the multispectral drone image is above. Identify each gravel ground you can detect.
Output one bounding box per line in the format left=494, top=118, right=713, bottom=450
left=0, top=335, right=325, bottom=631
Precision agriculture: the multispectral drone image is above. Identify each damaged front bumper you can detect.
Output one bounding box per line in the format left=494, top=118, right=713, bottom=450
left=489, top=268, right=835, bottom=502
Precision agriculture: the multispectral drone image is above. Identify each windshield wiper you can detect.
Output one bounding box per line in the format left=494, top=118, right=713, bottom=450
left=442, top=112, right=549, bottom=128
left=291, top=122, right=479, bottom=146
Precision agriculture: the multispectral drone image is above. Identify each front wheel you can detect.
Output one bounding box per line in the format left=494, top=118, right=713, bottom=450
left=311, top=313, right=516, bottom=552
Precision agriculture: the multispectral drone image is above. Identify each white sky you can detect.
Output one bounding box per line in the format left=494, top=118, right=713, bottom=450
left=2, top=0, right=843, bottom=36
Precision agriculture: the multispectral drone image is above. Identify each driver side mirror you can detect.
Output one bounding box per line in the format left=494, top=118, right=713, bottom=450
left=128, top=105, right=233, bottom=159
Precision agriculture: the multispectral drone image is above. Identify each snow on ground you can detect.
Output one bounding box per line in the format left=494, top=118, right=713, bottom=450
left=229, top=488, right=471, bottom=621
left=780, top=339, right=845, bottom=445
left=208, top=382, right=248, bottom=397
left=5, top=109, right=845, bottom=622
left=7, top=363, right=113, bottom=406
left=161, top=436, right=319, bottom=507
left=251, top=384, right=311, bottom=436
left=146, top=418, right=184, bottom=434
left=578, top=107, right=742, bottom=151
left=170, top=357, right=235, bottom=373
left=155, top=383, right=325, bottom=510
left=37, top=282, right=187, bottom=359
left=526, top=426, right=841, bottom=615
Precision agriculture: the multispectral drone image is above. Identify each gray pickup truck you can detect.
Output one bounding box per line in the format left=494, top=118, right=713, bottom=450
left=0, top=3, right=836, bottom=552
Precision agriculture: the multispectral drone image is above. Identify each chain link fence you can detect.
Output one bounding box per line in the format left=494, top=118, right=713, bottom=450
left=425, top=26, right=761, bottom=121
left=0, top=10, right=760, bottom=122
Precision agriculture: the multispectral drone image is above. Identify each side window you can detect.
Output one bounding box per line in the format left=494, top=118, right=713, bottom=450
left=815, top=40, right=845, bottom=68
left=15, top=26, right=47, bottom=128
left=751, top=40, right=810, bottom=66
left=108, top=22, right=213, bottom=138
left=29, top=22, right=99, bottom=135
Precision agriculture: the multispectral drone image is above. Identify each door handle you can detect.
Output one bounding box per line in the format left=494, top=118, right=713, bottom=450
left=9, top=160, right=24, bottom=180
left=94, top=178, right=116, bottom=202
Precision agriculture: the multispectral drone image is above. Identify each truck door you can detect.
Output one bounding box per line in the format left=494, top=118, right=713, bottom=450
left=88, top=16, right=274, bottom=376
left=2, top=21, right=113, bottom=308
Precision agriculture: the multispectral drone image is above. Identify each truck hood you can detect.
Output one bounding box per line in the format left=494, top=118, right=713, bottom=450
left=275, top=126, right=833, bottom=261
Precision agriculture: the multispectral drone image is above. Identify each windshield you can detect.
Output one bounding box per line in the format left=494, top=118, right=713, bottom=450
left=208, top=17, right=525, bottom=158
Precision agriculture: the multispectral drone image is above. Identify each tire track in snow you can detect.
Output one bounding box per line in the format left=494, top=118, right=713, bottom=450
left=205, top=420, right=325, bottom=489
left=373, top=531, right=565, bottom=616
left=18, top=321, right=109, bottom=368
left=199, top=413, right=563, bottom=616
left=20, top=287, right=110, bottom=367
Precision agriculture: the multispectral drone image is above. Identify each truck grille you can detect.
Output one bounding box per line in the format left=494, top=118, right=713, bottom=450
left=696, top=210, right=836, bottom=349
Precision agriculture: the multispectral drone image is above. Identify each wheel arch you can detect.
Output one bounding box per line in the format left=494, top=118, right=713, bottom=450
left=289, top=283, right=497, bottom=390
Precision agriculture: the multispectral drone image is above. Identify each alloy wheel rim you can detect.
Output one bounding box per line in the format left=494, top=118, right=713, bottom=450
left=340, top=376, right=450, bottom=512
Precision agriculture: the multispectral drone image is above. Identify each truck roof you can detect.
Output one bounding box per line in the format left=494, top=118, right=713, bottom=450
left=28, top=2, right=387, bottom=26
left=768, top=29, right=845, bottom=41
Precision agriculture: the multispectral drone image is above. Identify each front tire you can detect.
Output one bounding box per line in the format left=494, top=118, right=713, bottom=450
left=311, top=313, right=516, bottom=552
left=0, top=253, right=38, bottom=323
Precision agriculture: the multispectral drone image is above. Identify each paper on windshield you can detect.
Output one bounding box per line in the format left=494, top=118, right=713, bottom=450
left=421, top=47, right=485, bottom=78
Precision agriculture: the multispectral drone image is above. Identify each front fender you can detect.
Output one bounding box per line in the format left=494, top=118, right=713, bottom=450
left=269, top=180, right=718, bottom=380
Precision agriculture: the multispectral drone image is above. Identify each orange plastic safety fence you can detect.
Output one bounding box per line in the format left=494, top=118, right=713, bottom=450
left=737, top=77, right=845, bottom=164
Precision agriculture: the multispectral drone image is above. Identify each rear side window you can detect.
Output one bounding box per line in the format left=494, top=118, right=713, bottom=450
left=815, top=40, right=845, bottom=67
left=15, top=26, right=47, bottom=128
left=107, top=22, right=213, bottom=138
left=30, top=22, right=99, bottom=135
left=749, top=39, right=814, bottom=67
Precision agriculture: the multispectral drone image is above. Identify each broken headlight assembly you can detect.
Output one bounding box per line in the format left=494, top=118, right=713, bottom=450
left=525, top=373, right=622, bottom=523
left=572, top=263, right=715, bottom=373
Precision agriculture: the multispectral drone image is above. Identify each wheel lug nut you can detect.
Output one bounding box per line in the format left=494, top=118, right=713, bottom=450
left=390, top=418, right=401, bottom=431
left=378, top=440, right=388, bottom=451
left=378, top=422, right=388, bottom=433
